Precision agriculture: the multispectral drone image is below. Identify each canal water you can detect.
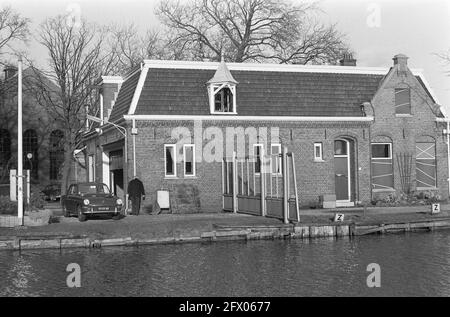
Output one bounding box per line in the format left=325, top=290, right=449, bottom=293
left=1, top=231, right=450, bottom=296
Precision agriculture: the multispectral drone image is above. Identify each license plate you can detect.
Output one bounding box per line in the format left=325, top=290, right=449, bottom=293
left=97, top=207, right=110, bottom=211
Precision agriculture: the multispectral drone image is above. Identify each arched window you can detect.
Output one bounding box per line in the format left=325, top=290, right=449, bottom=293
left=0, top=129, right=11, bottom=168
left=214, top=87, right=234, bottom=113
left=24, top=129, right=38, bottom=179
left=49, top=130, right=64, bottom=180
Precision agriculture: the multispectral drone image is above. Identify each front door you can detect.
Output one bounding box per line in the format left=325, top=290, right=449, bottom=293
left=334, top=140, right=350, bottom=202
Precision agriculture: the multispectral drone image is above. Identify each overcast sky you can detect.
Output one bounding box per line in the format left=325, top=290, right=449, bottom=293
left=1, top=0, right=449, bottom=108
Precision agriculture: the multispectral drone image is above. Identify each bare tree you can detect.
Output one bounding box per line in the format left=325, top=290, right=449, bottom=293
left=31, top=14, right=116, bottom=194
left=108, top=23, right=166, bottom=73
left=156, top=0, right=351, bottom=63
left=0, top=6, right=30, bottom=62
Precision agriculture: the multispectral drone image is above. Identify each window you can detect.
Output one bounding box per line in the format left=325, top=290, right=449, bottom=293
left=23, top=129, right=38, bottom=179
left=164, top=144, right=177, bottom=177
left=372, top=143, right=392, bottom=159
left=314, top=143, right=323, bottom=161
left=395, top=88, right=411, bottom=115
left=184, top=144, right=195, bottom=177
left=416, top=142, right=436, bottom=189
left=69, top=185, right=77, bottom=195
left=49, top=130, right=64, bottom=180
left=271, top=144, right=282, bottom=174
left=214, top=87, right=234, bottom=113
left=0, top=129, right=11, bottom=169
left=371, top=143, right=394, bottom=190
left=253, top=144, right=263, bottom=174
left=334, top=140, right=347, bottom=156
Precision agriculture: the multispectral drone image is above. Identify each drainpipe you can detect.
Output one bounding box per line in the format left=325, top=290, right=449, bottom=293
left=132, top=119, right=137, bottom=178
left=435, top=117, right=450, bottom=197
left=447, top=121, right=450, bottom=197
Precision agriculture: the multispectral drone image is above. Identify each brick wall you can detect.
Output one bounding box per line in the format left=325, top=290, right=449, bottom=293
left=131, top=120, right=371, bottom=213
left=369, top=62, right=448, bottom=200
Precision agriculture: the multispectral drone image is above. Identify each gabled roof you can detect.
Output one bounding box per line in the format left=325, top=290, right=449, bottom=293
left=108, top=59, right=441, bottom=121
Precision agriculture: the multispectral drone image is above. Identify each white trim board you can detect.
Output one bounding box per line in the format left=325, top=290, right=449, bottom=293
left=124, top=114, right=374, bottom=122
left=127, top=67, right=149, bottom=115
left=142, top=59, right=426, bottom=76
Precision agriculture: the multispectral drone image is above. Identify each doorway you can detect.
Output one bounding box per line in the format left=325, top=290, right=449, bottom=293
left=334, top=139, right=354, bottom=206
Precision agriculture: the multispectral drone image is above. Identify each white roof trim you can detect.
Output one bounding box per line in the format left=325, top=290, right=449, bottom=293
left=124, top=114, right=374, bottom=122
left=414, top=71, right=446, bottom=117
left=101, top=76, right=123, bottom=84
left=127, top=66, right=149, bottom=115
left=142, top=59, right=426, bottom=76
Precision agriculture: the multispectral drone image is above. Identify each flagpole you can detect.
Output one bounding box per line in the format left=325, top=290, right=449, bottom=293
left=17, top=56, right=24, bottom=225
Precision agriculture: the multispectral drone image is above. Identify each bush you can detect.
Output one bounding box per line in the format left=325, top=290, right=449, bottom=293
left=29, top=192, right=46, bottom=211
left=371, top=189, right=444, bottom=207
left=0, top=192, right=46, bottom=215
left=0, top=196, right=17, bottom=215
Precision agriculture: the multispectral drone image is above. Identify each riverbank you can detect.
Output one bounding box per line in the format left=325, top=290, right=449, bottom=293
left=1, top=205, right=450, bottom=251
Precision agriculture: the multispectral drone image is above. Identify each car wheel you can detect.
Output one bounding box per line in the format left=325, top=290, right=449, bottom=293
left=62, top=204, right=70, bottom=217
left=77, top=205, right=87, bottom=222
left=112, top=214, right=122, bottom=220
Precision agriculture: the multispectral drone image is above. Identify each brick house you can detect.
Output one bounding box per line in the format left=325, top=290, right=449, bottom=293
left=83, top=54, right=448, bottom=213
left=0, top=66, right=84, bottom=189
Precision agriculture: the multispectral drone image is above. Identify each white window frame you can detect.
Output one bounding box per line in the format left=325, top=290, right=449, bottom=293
left=314, top=142, right=324, bottom=162
left=253, top=144, right=264, bottom=175
left=270, top=143, right=282, bottom=175
left=183, top=144, right=196, bottom=177
left=164, top=144, right=177, bottom=178
left=208, top=84, right=237, bottom=115
left=371, top=143, right=392, bottom=159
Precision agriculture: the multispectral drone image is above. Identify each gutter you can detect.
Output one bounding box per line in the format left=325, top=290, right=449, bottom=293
left=123, top=114, right=374, bottom=122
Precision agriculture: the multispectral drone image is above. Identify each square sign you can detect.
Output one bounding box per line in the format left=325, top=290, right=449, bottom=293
left=431, top=203, right=441, bottom=214
left=334, top=213, right=345, bottom=222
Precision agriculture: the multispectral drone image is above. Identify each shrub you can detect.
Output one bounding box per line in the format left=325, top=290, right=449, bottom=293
left=29, top=192, right=46, bottom=211
left=0, top=192, right=46, bottom=215
left=0, top=196, right=17, bottom=215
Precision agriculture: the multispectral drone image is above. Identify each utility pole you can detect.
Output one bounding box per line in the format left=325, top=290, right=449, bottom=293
left=17, top=57, right=24, bottom=225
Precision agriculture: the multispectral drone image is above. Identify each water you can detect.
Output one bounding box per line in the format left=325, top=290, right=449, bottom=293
left=1, top=231, right=450, bottom=297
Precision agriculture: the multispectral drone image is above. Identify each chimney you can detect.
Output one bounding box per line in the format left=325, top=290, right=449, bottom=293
left=339, top=53, right=357, bottom=66
left=393, top=54, right=409, bottom=73
left=3, top=65, right=18, bottom=80
left=99, top=76, right=123, bottom=122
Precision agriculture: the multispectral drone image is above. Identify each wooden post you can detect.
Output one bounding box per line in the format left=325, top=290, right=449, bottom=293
left=291, top=153, right=300, bottom=223
left=282, top=146, right=289, bottom=224
left=232, top=151, right=237, bottom=213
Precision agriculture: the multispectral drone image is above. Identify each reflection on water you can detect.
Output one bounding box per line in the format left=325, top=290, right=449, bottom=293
left=1, top=231, right=450, bottom=296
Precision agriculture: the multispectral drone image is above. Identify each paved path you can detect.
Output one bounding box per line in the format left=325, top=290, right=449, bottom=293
left=1, top=203, right=449, bottom=241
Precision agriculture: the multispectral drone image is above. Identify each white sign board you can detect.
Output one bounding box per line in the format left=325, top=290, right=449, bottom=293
left=431, top=203, right=441, bottom=214
left=10, top=169, right=16, bottom=201
left=334, top=213, right=345, bottom=222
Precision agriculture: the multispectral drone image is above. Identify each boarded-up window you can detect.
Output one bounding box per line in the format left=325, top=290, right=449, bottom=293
left=395, top=88, right=411, bottom=114
left=416, top=143, right=436, bottom=188
left=371, top=143, right=394, bottom=190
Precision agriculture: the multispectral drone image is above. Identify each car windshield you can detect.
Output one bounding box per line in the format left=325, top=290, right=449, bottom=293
left=78, top=184, right=110, bottom=195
